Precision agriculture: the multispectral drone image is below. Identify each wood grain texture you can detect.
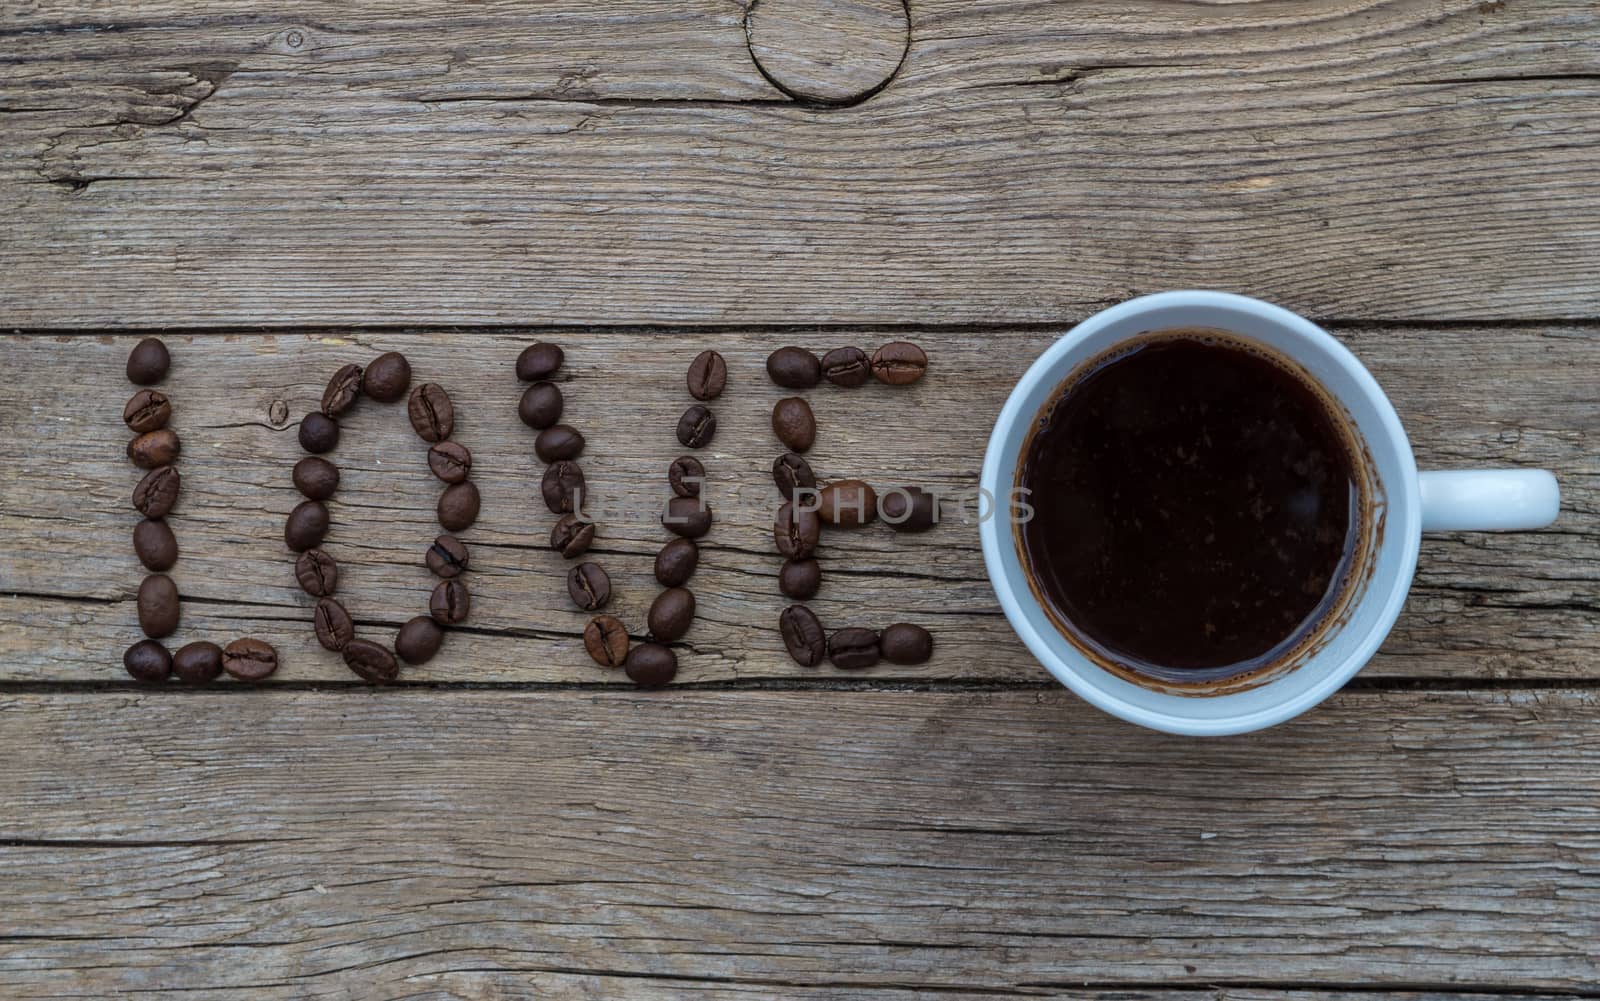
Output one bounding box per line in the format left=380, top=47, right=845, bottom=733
left=3, top=1, right=1599, bottom=326
left=0, top=328, right=1592, bottom=684
left=746, top=0, right=910, bottom=103
left=3, top=688, right=1598, bottom=997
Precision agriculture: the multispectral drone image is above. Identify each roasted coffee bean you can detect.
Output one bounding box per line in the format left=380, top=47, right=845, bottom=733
left=542, top=460, right=586, bottom=514
left=779, top=605, right=826, bottom=667
left=880, top=486, right=937, bottom=532
left=428, top=441, right=472, bottom=484
left=430, top=578, right=471, bottom=625
left=773, top=501, right=821, bottom=559
left=172, top=641, right=224, bottom=684
left=767, top=346, right=821, bottom=388
left=298, top=412, right=339, bottom=454
left=676, top=405, right=717, bottom=449
left=285, top=500, right=330, bottom=552
left=686, top=349, right=727, bottom=401
left=567, top=562, right=611, bottom=611
left=396, top=615, right=444, bottom=666
left=123, top=639, right=172, bottom=682
left=821, top=346, right=871, bottom=387
left=668, top=456, right=705, bottom=498
left=654, top=538, right=699, bottom=587
left=342, top=639, right=398, bottom=683
left=293, top=456, right=340, bottom=500
left=828, top=627, right=881, bottom=669
left=647, top=587, right=696, bottom=642
left=123, top=389, right=171, bottom=433
left=294, top=547, right=339, bottom=597
left=516, top=342, right=564, bottom=381
left=314, top=597, right=355, bottom=651
left=772, top=452, right=816, bottom=501
left=126, top=338, right=171, bottom=385
left=362, top=351, right=411, bottom=402
left=771, top=397, right=816, bottom=452
left=778, top=558, right=821, bottom=600
left=128, top=429, right=180, bottom=469
left=518, top=381, right=563, bottom=429
left=881, top=623, right=934, bottom=664
left=407, top=383, right=455, bottom=442
left=550, top=513, right=595, bottom=559
left=133, top=465, right=180, bottom=518
left=624, top=642, right=678, bottom=688
left=133, top=518, right=178, bottom=572
left=535, top=424, right=585, bottom=462
left=817, top=479, right=877, bottom=528
left=137, top=573, right=180, bottom=638
left=663, top=495, right=713, bottom=539
left=437, top=481, right=481, bottom=532
left=321, top=363, right=363, bottom=416
left=871, top=341, right=928, bottom=385
left=584, top=615, right=630, bottom=668
left=223, top=638, right=279, bottom=681
left=426, top=534, right=470, bottom=578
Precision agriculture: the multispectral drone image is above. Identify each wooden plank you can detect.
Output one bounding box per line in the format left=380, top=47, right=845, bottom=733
left=3, top=1, right=1599, bottom=326
left=1, top=688, right=1597, bottom=995
left=1, top=328, right=1593, bottom=683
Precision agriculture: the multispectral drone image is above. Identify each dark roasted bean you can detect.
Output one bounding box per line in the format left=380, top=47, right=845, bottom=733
left=294, top=547, right=339, bottom=596
left=430, top=579, right=471, bottom=625
left=686, top=349, right=728, bottom=400
left=126, top=338, right=171, bottom=385
left=123, top=639, right=172, bottom=682
left=133, top=465, right=180, bottom=518
left=766, top=346, right=821, bottom=388
left=771, top=452, right=816, bottom=501
left=298, top=412, right=339, bottom=454
left=516, top=342, right=564, bottom=381
left=123, top=389, right=171, bottom=433
left=535, top=424, right=585, bottom=462
left=550, top=513, right=595, bottom=559
left=437, top=481, right=481, bottom=532
left=584, top=615, right=630, bottom=668
left=817, top=479, right=877, bottom=528
left=647, top=587, right=696, bottom=642
left=676, top=405, right=717, bottom=449
left=771, top=397, right=816, bottom=452
left=396, top=615, right=444, bottom=666
left=321, top=363, right=363, bottom=416
left=778, top=558, right=821, bottom=600
left=821, top=346, right=871, bottom=387
left=407, top=383, right=455, bottom=442
left=133, top=518, right=178, bottom=572
left=879, top=486, right=938, bottom=531
left=779, top=605, right=826, bottom=667
left=871, top=341, right=928, bottom=385
left=624, top=642, right=678, bottom=688
left=342, top=638, right=399, bottom=683
left=654, top=538, right=699, bottom=587
left=285, top=500, right=330, bottom=552
left=662, top=495, right=713, bottom=539
left=773, top=501, right=821, bottom=559
left=880, top=623, right=934, bottom=664
left=223, top=638, right=279, bottom=681
left=293, top=456, right=340, bottom=500
left=137, top=573, right=180, bottom=638
left=828, top=627, right=881, bottom=669
left=668, top=456, right=705, bottom=498
left=542, top=460, right=586, bottom=514
left=426, top=534, right=470, bottom=578
left=428, top=440, right=472, bottom=484
left=314, top=597, right=355, bottom=651
left=362, top=351, right=411, bottom=402
left=128, top=429, right=181, bottom=469
left=172, top=641, right=224, bottom=684
left=567, top=562, right=611, bottom=611
left=519, top=381, right=564, bottom=429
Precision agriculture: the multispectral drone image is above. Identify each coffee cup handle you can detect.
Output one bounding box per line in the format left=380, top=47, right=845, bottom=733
left=1418, top=469, right=1560, bottom=532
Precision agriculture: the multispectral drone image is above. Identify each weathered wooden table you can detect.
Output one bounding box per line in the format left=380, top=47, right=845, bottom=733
left=3, top=1, right=1597, bottom=996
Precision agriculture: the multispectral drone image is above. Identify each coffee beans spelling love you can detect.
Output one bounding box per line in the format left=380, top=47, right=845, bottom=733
left=290, top=351, right=477, bottom=680
left=118, top=338, right=278, bottom=683
left=676, top=405, right=717, bottom=449
left=687, top=349, right=728, bottom=401
left=584, top=615, right=630, bottom=668
left=771, top=397, right=816, bottom=453
left=669, top=456, right=705, bottom=498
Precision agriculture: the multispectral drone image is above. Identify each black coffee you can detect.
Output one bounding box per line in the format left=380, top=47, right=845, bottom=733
left=1018, top=330, right=1362, bottom=680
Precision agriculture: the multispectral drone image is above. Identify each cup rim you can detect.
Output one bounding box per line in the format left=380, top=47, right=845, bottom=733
left=978, top=291, right=1422, bottom=735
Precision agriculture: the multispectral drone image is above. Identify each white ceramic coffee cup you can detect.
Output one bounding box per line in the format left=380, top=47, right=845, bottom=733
left=979, top=291, right=1560, bottom=736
